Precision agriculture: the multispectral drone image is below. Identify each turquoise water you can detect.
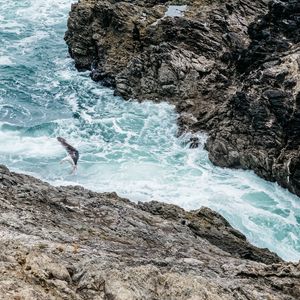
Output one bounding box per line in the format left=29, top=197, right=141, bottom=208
left=1, top=0, right=300, bottom=262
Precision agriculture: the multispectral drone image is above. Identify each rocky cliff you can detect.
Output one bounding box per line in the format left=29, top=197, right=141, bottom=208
left=65, top=0, right=300, bottom=197
left=0, top=165, right=299, bottom=299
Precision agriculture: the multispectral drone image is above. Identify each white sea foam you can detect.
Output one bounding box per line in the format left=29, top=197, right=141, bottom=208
left=16, top=31, right=49, bottom=50
left=0, top=56, right=13, bottom=66
left=16, top=0, right=72, bottom=25
left=0, top=127, right=62, bottom=157
left=0, top=0, right=300, bottom=262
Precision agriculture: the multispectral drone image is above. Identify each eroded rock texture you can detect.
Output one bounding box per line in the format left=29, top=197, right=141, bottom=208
left=206, top=0, right=300, bottom=195
left=0, top=165, right=300, bottom=299
left=65, top=0, right=300, bottom=196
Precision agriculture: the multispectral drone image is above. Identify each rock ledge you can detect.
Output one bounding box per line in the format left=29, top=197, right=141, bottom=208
left=0, top=165, right=299, bottom=299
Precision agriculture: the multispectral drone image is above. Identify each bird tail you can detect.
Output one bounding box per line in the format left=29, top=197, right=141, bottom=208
left=60, top=156, right=74, bottom=167
left=71, top=165, right=78, bottom=175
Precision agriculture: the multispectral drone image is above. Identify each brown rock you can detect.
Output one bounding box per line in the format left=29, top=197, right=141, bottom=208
left=0, top=165, right=299, bottom=299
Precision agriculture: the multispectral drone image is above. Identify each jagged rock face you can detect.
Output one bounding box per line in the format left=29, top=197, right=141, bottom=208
left=206, top=0, right=300, bottom=194
left=65, top=0, right=300, bottom=196
left=0, top=165, right=300, bottom=299
left=65, top=0, right=266, bottom=98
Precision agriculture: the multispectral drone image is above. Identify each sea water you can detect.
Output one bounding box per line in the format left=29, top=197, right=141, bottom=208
left=0, top=0, right=299, bottom=261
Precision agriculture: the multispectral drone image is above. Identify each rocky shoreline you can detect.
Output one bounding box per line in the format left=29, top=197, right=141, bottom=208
left=0, top=165, right=299, bottom=299
left=65, top=0, right=300, bottom=197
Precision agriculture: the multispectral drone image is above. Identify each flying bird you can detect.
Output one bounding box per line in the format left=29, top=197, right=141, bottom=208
left=57, top=137, right=79, bottom=174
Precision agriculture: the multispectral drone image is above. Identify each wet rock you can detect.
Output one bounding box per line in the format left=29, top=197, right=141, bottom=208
left=189, top=137, right=199, bottom=149
left=0, top=165, right=299, bottom=299
left=66, top=0, right=300, bottom=197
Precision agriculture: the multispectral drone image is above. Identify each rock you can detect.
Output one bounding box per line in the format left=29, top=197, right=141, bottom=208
left=207, top=0, right=300, bottom=195
left=139, top=201, right=281, bottom=264
left=65, top=0, right=300, bottom=198
left=0, top=165, right=299, bottom=299
left=24, top=252, right=71, bottom=283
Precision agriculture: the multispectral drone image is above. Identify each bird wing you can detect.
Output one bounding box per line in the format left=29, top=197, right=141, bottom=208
left=57, top=138, right=79, bottom=165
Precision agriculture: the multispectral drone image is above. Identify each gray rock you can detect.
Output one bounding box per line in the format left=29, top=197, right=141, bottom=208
left=0, top=165, right=299, bottom=299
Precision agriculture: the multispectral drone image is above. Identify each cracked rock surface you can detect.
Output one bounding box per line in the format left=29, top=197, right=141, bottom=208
left=0, top=165, right=299, bottom=299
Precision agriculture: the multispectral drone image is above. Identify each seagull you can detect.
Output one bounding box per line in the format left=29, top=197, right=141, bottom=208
left=57, top=137, right=79, bottom=174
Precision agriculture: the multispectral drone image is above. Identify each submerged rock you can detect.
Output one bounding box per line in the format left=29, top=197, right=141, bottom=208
left=65, top=0, right=300, bottom=197
left=0, top=165, right=299, bottom=299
